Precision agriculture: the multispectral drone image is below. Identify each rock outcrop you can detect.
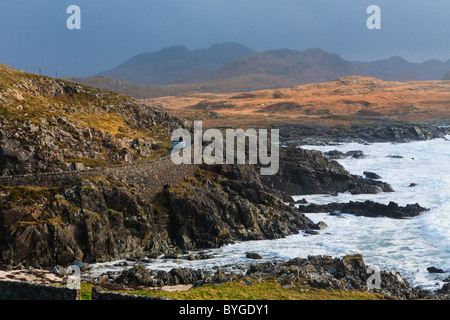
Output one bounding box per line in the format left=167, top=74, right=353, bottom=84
left=156, top=164, right=320, bottom=252
left=113, top=265, right=212, bottom=288
left=0, top=164, right=322, bottom=266
left=0, top=64, right=191, bottom=176
left=260, top=147, right=394, bottom=196
left=297, top=200, right=429, bottom=219
left=276, top=121, right=450, bottom=145
left=0, top=178, right=155, bottom=266
left=244, top=254, right=430, bottom=299
left=107, top=254, right=432, bottom=300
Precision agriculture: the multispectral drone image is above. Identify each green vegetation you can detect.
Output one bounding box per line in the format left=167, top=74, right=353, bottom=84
left=109, top=279, right=383, bottom=300
left=64, top=157, right=112, bottom=168
left=0, top=185, right=61, bottom=207
left=81, top=283, right=94, bottom=300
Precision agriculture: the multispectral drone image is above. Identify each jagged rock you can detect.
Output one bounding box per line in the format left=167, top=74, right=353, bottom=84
left=275, top=122, right=450, bottom=145
left=70, top=162, right=86, bottom=171
left=323, top=150, right=347, bottom=159
left=427, top=266, right=445, bottom=274
left=297, top=200, right=429, bottom=219
left=0, top=65, right=191, bottom=176
left=245, top=254, right=430, bottom=299
left=0, top=163, right=318, bottom=266
left=364, top=171, right=381, bottom=180
left=161, top=164, right=318, bottom=251
left=114, top=265, right=212, bottom=287
left=438, top=283, right=450, bottom=293
left=260, top=147, right=393, bottom=196
left=387, top=155, right=403, bottom=159
left=246, top=253, right=263, bottom=260
left=346, top=150, right=366, bottom=159
left=52, top=265, right=67, bottom=276
left=315, top=221, right=328, bottom=230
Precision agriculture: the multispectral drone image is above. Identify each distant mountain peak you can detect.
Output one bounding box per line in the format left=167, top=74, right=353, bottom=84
left=304, top=48, right=327, bottom=54
left=98, top=42, right=254, bottom=84
left=208, top=42, right=252, bottom=49
left=95, top=44, right=450, bottom=90
left=158, top=45, right=190, bottom=54
left=383, top=56, right=409, bottom=63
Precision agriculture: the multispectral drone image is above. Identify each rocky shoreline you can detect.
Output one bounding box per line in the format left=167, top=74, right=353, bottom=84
left=0, top=144, right=396, bottom=267
left=1, top=127, right=446, bottom=299
left=275, top=121, right=450, bottom=145
left=296, top=200, right=429, bottom=219
left=1, top=64, right=448, bottom=300
left=80, top=253, right=449, bottom=300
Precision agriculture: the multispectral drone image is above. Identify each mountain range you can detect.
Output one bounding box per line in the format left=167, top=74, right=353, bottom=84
left=98, top=42, right=255, bottom=85
left=93, top=42, right=450, bottom=94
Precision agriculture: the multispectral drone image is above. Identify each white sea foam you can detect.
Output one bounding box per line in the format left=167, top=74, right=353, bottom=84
left=88, top=137, right=450, bottom=291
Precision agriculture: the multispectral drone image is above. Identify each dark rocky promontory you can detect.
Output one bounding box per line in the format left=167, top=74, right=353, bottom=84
left=297, top=200, right=429, bottom=219
left=260, top=146, right=394, bottom=196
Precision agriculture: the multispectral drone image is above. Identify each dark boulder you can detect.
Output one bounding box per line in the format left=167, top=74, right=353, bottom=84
left=427, top=267, right=445, bottom=274
left=346, top=150, right=366, bottom=159
left=364, top=171, right=381, bottom=180
left=246, top=252, right=263, bottom=260
left=387, top=155, right=403, bottom=159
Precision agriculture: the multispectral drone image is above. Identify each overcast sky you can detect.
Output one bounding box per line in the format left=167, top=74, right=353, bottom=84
left=0, top=0, right=449, bottom=77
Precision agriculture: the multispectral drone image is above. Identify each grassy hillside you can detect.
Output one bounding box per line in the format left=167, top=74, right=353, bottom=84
left=0, top=63, right=189, bottom=175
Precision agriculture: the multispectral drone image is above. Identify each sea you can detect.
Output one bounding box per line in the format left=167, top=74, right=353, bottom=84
left=88, top=136, right=450, bottom=291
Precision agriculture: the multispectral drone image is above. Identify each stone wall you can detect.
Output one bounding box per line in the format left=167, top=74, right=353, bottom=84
left=0, top=156, right=195, bottom=200
left=91, top=286, right=171, bottom=300
left=0, top=280, right=80, bottom=300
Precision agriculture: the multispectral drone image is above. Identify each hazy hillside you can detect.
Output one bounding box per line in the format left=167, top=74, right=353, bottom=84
left=444, top=71, right=450, bottom=80
left=195, top=48, right=358, bottom=84
left=94, top=44, right=450, bottom=94
left=353, top=56, right=450, bottom=81
left=98, top=42, right=255, bottom=85
left=63, top=76, right=182, bottom=99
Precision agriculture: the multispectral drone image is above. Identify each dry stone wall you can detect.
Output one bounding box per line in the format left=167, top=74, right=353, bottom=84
left=0, top=280, right=80, bottom=300
left=0, top=156, right=195, bottom=200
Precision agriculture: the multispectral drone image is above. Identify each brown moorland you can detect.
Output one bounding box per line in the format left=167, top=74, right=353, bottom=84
left=145, top=76, right=450, bottom=129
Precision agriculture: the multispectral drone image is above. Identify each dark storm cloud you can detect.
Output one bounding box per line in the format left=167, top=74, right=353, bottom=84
left=0, top=0, right=448, bottom=77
